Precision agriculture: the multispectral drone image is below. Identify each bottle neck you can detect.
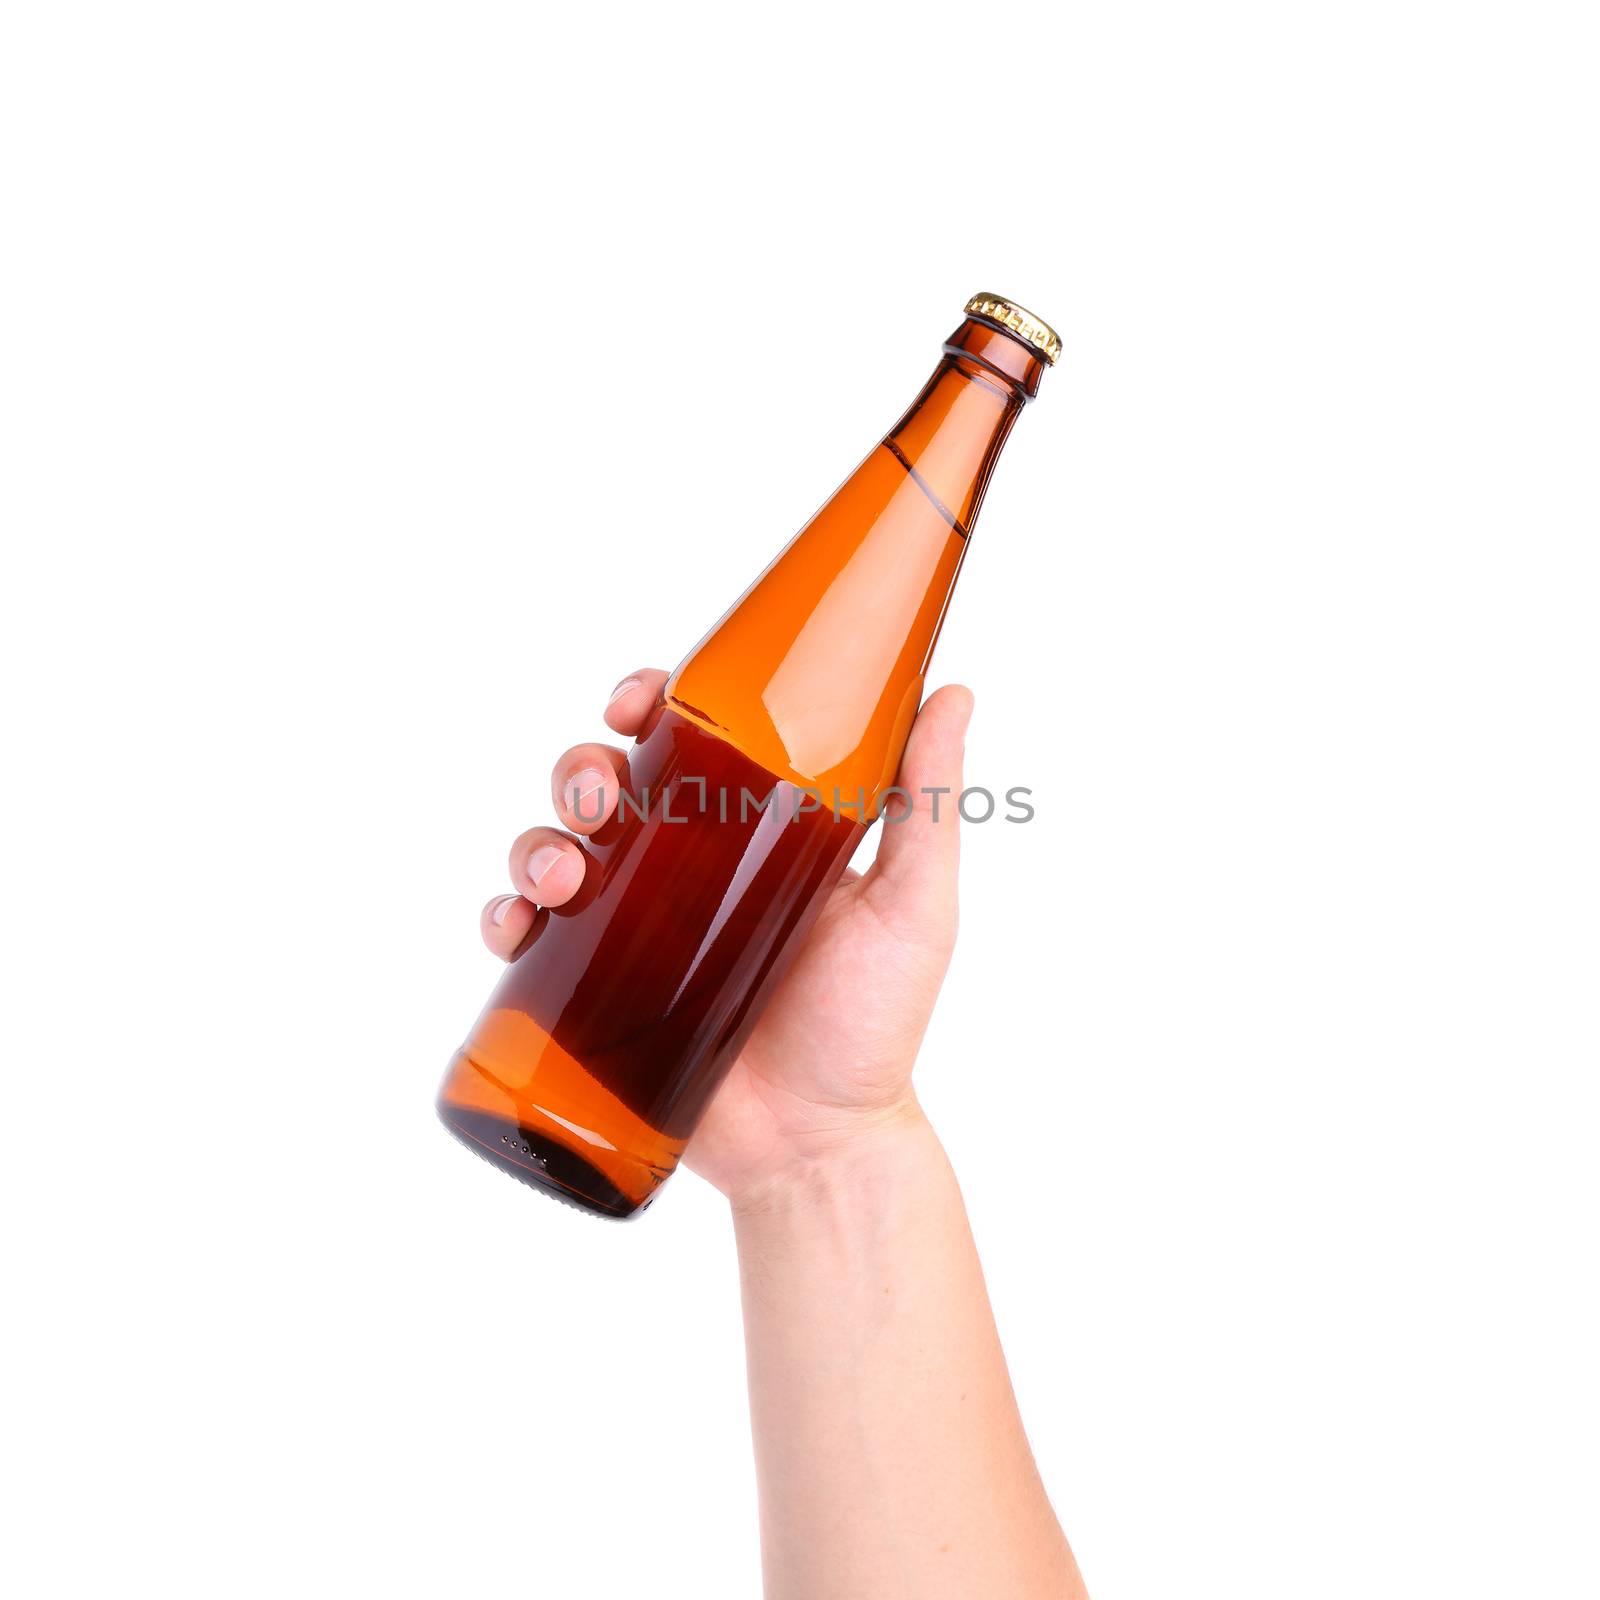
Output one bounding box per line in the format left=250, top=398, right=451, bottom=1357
left=883, top=316, right=1043, bottom=536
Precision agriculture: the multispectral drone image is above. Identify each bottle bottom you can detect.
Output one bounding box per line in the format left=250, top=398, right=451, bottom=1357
left=436, top=1013, right=687, bottom=1220
left=436, top=1099, right=653, bottom=1219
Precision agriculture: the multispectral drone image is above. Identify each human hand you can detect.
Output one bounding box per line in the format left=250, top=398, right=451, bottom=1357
left=480, top=668, right=974, bottom=1209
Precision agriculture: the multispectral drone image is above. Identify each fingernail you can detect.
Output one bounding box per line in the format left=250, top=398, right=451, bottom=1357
left=526, top=845, right=565, bottom=888
left=567, top=767, right=609, bottom=817
left=490, top=893, right=522, bottom=926
left=607, top=676, right=642, bottom=706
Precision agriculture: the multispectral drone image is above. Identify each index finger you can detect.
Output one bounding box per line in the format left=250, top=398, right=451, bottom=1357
left=602, top=668, right=669, bottom=736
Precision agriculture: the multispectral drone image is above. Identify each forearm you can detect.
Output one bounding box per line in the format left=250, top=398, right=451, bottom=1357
left=732, top=1110, right=1084, bottom=1600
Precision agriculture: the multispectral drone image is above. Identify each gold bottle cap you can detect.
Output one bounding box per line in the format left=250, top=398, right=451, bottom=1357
left=963, top=293, right=1061, bottom=365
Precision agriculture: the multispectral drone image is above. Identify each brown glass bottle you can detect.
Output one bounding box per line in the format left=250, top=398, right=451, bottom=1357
left=437, top=294, right=1058, bottom=1217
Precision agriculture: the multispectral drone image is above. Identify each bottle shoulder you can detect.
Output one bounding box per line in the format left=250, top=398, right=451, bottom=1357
left=667, top=448, right=965, bottom=813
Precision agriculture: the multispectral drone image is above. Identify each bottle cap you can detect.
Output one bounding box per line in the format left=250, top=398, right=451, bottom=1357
left=963, top=293, right=1061, bottom=365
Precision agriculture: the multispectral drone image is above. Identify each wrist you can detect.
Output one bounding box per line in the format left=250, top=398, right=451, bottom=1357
left=726, top=1099, right=943, bottom=1222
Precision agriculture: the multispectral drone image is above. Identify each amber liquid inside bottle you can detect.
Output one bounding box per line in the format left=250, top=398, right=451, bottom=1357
left=438, top=305, right=1051, bottom=1216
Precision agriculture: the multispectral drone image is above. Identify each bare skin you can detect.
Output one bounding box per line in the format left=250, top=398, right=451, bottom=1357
left=482, top=668, right=1086, bottom=1600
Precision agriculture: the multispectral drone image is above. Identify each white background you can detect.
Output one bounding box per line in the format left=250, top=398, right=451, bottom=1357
left=2, top=3, right=1596, bottom=1596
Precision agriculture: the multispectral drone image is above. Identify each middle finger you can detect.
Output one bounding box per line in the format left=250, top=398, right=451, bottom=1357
left=551, top=742, right=628, bottom=834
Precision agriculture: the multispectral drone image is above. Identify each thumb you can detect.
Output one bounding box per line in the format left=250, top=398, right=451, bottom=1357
left=865, top=683, right=974, bottom=922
